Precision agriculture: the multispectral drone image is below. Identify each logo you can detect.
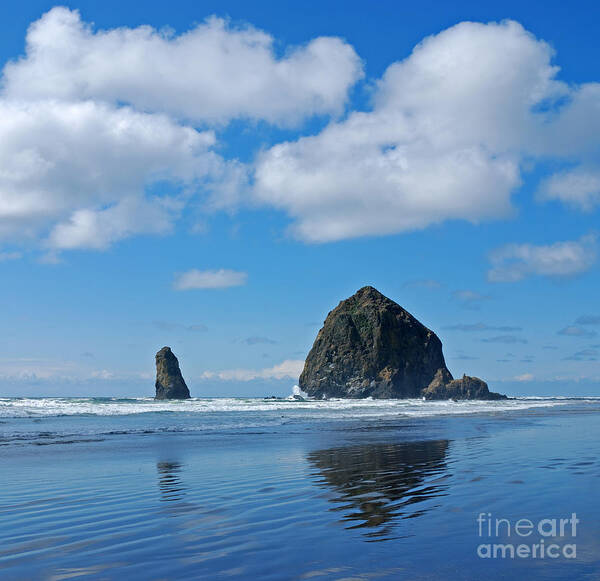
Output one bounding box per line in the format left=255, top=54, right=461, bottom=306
left=476, top=513, right=578, bottom=559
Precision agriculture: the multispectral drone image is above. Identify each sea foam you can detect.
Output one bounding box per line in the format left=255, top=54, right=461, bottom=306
left=0, top=395, right=598, bottom=419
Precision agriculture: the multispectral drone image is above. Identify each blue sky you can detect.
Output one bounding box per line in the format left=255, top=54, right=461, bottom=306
left=0, top=1, right=599, bottom=397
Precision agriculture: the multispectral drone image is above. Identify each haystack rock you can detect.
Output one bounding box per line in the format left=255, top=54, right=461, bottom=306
left=155, top=347, right=191, bottom=400
left=299, top=286, right=506, bottom=400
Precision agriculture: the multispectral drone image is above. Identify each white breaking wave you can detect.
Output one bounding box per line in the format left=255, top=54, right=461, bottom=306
left=292, top=385, right=309, bottom=399
left=0, top=396, right=598, bottom=419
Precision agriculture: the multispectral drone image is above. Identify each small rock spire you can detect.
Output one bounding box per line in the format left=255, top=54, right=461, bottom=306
left=155, top=346, right=190, bottom=400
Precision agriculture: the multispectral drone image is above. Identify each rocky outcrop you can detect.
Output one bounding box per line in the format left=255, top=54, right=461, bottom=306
left=155, top=347, right=190, bottom=400
left=423, top=374, right=506, bottom=400
left=299, top=286, right=451, bottom=398
left=299, top=286, right=506, bottom=400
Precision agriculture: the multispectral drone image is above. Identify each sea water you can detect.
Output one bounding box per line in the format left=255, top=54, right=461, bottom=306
left=1, top=396, right=599, bottom=579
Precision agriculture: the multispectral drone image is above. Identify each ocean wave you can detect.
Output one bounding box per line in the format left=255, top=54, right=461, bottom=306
left=0, top=396, right=598, bottom=419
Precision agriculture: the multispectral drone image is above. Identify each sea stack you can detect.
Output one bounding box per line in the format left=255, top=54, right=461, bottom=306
left=422, top=374, right=505, bottom=400
left=299, top=286, right=506, bottom=400
left=155, top=347, right=191, bottom=400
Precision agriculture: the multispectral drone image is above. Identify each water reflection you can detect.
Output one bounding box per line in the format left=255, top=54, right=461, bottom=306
left=307, top=440, right=450, bottom=540
left=156, top=461, right=186, bottom=502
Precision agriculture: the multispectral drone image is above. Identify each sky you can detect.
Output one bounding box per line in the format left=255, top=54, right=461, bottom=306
left=0, top=0, right=599, bottom=397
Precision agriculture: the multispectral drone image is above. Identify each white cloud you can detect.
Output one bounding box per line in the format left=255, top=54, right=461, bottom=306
left=47, top=197, right=173, bottom=250
left=3, top=8, right=362, bottom=126
left=90, top=369, right=115, bottom=380
left=200, top=359, right=304, bottom=381
left=173, top=268, right=248, bottom=290
left=0, top=356, right=109, bottom=380
left=0, top=99, right=235, bottom=250
left=1, top=12, right=599, bottom=255
left=538, top=166, right=600, bottom=211
left=0, top=7, right=362, bottom=255
left=514, top=373, right=535, bottom=382
left=253, top=20, right=600, bottom=242
left=487, top=234, right=597, bottom=282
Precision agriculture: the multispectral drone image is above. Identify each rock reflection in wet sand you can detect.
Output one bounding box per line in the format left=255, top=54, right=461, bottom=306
left=156, top=461, right=186, bottom=502
left=307, top=440, right=450, bottom=540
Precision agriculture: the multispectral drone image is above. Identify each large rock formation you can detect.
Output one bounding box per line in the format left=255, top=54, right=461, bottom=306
left=155, top=347, right=191, bottom=400
left=299, top=286, right=505, bottom=400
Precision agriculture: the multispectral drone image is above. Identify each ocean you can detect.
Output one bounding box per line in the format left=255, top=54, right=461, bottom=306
left=1, top=396, right=599, bottom=580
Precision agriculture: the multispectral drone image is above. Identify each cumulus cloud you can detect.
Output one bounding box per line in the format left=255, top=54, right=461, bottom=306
left=253, top=20, right=600, bottom=242
left=487, top=234, right=597, bottom=282
left=0, top=98, right=236, bottom=250
left=2, top=11, right=600, bottom=256
left=3, top=8, right=362, bottom=125
left=173, top=268, right=247, bottom=290
left=0, top=7, right=361, bottom=255
left=47, top=196, right=174, bottom=250
left=539, top=166, right=600, bottom=211
left=200, top=359, right=304, bottom=381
